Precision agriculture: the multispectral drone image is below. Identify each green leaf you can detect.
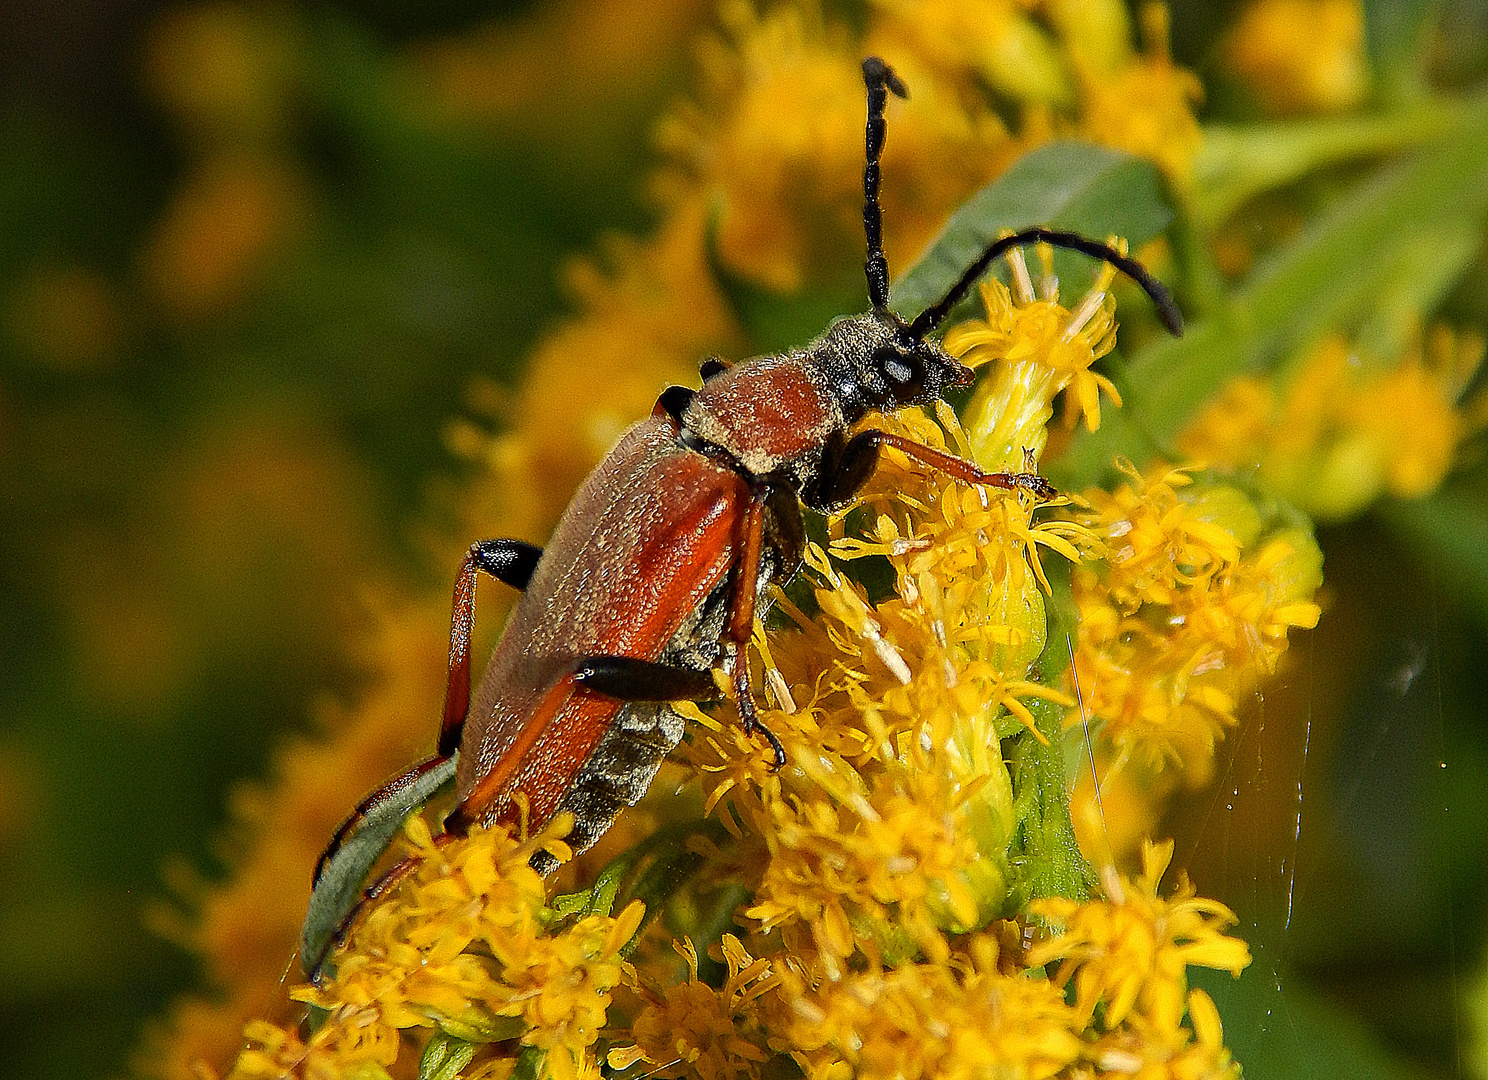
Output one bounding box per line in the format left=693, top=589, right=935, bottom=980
left=1057, top=95, right=1488, bottom=490
left=420, top=1030, right=478, bottom=1080
left=891, top=142, right=1176, bottom=324
left=1384, top=473, right=1488, bottom=626
left=1193, top=102, right=1464, bottom=230
left=514, top=1045, right=547, bottom=1080
left=551, top=847, right=636, bottom=920
left=300, top=756, right=458, bottom=977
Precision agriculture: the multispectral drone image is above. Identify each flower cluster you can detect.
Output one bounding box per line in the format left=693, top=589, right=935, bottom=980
left=1178, top=326, right=1487, bottom=521
left=608, top=934, right=776, bottom=1080
left=1029, top=840, right=1251, bottom=1079
left=227, top=815, right=639, bottom=1080
left=1060, top=464, right=1323, bottom=861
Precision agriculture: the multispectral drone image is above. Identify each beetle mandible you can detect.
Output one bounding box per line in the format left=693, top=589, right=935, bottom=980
left=309, top=56, right=1182, bottom=965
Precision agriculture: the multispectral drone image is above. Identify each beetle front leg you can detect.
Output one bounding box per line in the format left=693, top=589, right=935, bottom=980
left=806, top=427, right=1056, bottom=510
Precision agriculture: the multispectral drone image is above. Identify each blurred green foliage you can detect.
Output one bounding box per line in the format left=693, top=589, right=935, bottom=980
left=0, top=2, right=701, bottom=1075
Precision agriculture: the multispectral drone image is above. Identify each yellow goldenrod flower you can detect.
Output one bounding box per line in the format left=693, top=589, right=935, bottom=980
left=1028, top=839, right=1251, bottom=1036
left=656, top=2, right=1012, bottom=293
left=775, top=934, right=1086, bottom=1080
left=1066, top=464, right=1322, bottom=783
left=943, top=245, right=1124, bottom=459
left=869, top=0, right=1074, bottom=109
left=1075, top=4, right=1204, bottom=185
left=1224, top=0, right=1369, bottom=114
left=223, top=815, right=639, bottom=1080
left=654, top=3, right=878, bottom=293
left=609, top=935, right=777, bottom=1080
left=1081, top=988, right=1243, bottom=1080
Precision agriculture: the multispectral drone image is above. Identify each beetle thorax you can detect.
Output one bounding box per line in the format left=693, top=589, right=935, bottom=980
left=683, top=354, right=843, bottom=484
left=681, top=310, right=972, bottom=490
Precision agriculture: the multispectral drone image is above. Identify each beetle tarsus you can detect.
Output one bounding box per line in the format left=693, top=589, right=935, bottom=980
left=742, top=710, right=788, bottom=771
left=1006, top=471, right=1058, bottom=501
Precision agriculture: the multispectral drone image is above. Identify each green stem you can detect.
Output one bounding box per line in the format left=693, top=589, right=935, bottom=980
left=1008, top=697, right=1095, bottom=905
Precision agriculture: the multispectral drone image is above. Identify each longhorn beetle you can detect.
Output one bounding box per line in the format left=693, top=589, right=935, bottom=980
left=307, top=56, right=1181, bottom=973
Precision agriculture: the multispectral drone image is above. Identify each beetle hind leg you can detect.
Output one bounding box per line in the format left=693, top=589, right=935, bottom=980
left=312, top=538, right=544, bottom=885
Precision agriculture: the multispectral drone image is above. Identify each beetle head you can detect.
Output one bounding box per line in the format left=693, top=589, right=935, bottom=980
left=817, top=309, right=973, bottom=423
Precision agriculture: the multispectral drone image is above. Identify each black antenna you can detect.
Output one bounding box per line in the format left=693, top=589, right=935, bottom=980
left=862, top=57, right=907, bottom=311
left=908, top=226, right=1184, bottom=339
left=858, top=57, right=1182, bottom=340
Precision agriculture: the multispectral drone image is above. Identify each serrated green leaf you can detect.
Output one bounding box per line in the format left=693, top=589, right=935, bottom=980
left=891, top=142, right=1175, bottom=324
left=300, top=756, right=458, bottom=977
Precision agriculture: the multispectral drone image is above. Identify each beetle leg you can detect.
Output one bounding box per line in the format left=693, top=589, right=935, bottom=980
left=312, top=538, right=543, bottom=885
left=468, top=537, right=545, bottom=590
left=725, top=490, right=788, bottom=769
left=443, top=671, right=580, bottom=836
left=809, top=428, right=1056, bottom=510
left=442, top=539, right=545, bottom=757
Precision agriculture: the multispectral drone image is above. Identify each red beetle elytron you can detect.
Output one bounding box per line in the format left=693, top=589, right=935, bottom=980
left=306, top=56, right=1181, bottom=973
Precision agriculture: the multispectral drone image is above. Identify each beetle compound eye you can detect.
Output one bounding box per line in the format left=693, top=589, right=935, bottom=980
left=869, top=344, right=927, bottom=403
